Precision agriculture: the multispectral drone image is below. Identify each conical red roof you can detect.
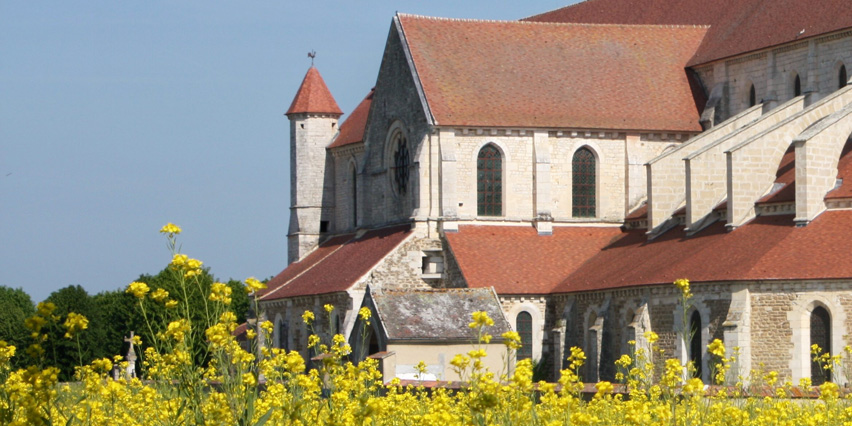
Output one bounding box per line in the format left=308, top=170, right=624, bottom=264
left=286, top=67, right=343, bottom=116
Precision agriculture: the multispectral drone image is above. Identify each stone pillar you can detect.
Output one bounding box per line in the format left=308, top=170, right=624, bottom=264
left=533, top=130, right=552, bottom=235
left=438, top=128, right=458, bottom=232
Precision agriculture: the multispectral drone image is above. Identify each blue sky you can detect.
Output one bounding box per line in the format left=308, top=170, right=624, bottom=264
left=0, top=1, right=571, bottom=303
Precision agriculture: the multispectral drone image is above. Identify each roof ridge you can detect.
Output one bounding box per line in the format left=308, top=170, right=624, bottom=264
left=396, top=12, right=709, bottom=29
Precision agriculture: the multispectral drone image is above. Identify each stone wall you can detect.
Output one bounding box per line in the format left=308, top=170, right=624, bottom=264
left=694, top=29, right=852, bottom=123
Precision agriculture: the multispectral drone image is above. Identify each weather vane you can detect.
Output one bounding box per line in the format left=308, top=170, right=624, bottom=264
left=308, top=50, right=316, bottom=65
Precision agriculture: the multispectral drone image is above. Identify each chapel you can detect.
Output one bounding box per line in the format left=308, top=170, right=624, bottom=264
left=257, top=0, right=852, bottom=384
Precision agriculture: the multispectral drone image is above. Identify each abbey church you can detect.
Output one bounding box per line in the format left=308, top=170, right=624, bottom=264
left=257, top=0, right=852, bottom=384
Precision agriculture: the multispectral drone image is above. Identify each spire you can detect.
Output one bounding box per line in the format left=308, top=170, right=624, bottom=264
left=286, top=66, right=343, bottom=116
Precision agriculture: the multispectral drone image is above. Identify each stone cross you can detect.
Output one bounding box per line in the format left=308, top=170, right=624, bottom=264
left=124, top=331, right=137, bottom=378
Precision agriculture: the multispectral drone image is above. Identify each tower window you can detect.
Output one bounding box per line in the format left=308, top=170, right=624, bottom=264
left=477, top=144, right=503, bottom=216
left=794, top=74, right=802, bottom=97
left=840, top=65, right=848, bottom=89
left=572, top=147, right=596, bottom=217
left=516, top=311, right=533, bottom=360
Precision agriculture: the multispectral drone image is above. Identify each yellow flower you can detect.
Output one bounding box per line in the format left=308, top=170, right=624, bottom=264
left=501, top=331, right=522, bottom=350
left=302, top=310, right=315, bottom=324
left=260, top=320, right=274, bottom=334
left=150, top=288, right=169, bottom=303
left=359, top=307, right=371, bottom=321
left=159, top=223, right=182, bottom=235
left=469, top=311, right=494, bottom=329
left=36, top=301, right=56, bottom=317
left=324, top=304, right=334, bottom=313
left=209, top=282, right=232, bottom=305
left=308, top=335, right=320, bottom=348
left=674, top=278, right=692, bottom=298
left=63, top=312, right=89, bottom=339
left=594, top=381, right=614, bottom=398
left=708, top=338, right=725, bottom=358
left=126, top=281, right=150, bottom=299
left=165, top=299, right=178, bottom=309
left=245, top=277, right=266, bottom=292
left=644, top=330, right=659, bottom=344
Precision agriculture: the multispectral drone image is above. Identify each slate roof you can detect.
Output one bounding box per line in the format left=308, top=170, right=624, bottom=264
left=445, top=225, right=623, bottom=294
left=398, top=14, right=706, bottom=132
left=328, top=88, right=374, bottom=149
left=525, top=0, right=852, bottom=67
left=371, top=288, right=512, bottom=341
left=286, top=67, right=343, bottom=116
left=259, top=225, right=412, bottom=300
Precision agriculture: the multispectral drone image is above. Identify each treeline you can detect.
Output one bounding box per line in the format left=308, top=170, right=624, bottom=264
left=0, top=267, right=250, bottom=380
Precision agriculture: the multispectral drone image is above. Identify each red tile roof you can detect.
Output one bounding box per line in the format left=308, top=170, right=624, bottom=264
left=285, top=67, right=343, bottom=116
left=445, top=225, right=623, bottom=294
left=259, top=225, right=412, bottom=300
left=398, top=15, right=706, bottom=132
left=558, top=211, right=852, bottom=293
left=328, top=88, right=374, bottom=149
left=525, top=0, right=852, bottom=67
left=825, top=138, right=852, bottom=200
left=448, top=209, right=852, bottom=295
left=757, top=144, right=796, bottom=204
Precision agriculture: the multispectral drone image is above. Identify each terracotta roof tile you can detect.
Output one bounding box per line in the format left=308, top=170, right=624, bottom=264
left=525, top=0, right=852, bottom=66
left=449, top=209, right=852, bottom=295
left=328, top=88, right=374, bottom=149
left=757, top=144, right=796, bottom=204
left=559, top=210, right=852, bottom=292
left=285, top=67, right=343, bottom=116
left=399, top=15, right=706, bottom=132
left=445, top=225, right=622, bottom=294
left=260, top=225, right=412, bottom=300
left=825, top=138, right=852, bottom=200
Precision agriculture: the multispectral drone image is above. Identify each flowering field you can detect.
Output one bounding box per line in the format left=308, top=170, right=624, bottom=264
left=1, top=225, right=851, bottom=425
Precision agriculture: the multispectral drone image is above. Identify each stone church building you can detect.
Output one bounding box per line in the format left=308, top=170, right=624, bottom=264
left=257, top=0, right=852, bottom=384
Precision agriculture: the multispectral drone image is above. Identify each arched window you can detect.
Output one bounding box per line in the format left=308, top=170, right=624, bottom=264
left=793, top=74, right=802, bottom=97
left=477, top=144, right=502, bottom=216
left=572, top=147, right=596, bottom=217
left=840, top=65, right=848, bottom=89
left=390, top=131, right=410, bottom=196
left=689, top=310, right=702, bottom=381
left=350, top=163, right=358, bottom=228
left=277, top=319, right=289, bottom=350
left=516, top=311, right=533, bottom=360
left=748, top=84, right=757, bottom=107
left=810, top=306, right=831, bottom=385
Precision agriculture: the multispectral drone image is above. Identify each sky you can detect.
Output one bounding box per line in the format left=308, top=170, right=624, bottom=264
left=0, top=1, right=572, bottom=303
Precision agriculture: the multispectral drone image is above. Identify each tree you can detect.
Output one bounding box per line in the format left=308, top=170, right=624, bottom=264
left=0, top=286, right=35, bottom=369
left=42, top=285, right=110, bottom=379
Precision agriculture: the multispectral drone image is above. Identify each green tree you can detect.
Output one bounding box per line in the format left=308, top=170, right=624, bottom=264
left=0, top=286, right=35, bottom=369
left=42, top=285, right=109, bottom=380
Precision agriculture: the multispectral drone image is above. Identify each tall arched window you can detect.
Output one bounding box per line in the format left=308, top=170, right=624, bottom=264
left=810, top=306, right=831, bottom=385
left=748, top=84, right=757, bottom=107
left=572, top=147, right=596, bottom=217
left=793, top=74, right=802, bottom=97
left=390, top=131, right=410, bottom=196
left=477, top=144, right=502, bottom=216
left=277, top=319, right=289, bottom=350
left=689, top=311, right=702, bottom=381
left=840, top=65, right=848, bottom=89
left=516, top=311, right=533, bottom=360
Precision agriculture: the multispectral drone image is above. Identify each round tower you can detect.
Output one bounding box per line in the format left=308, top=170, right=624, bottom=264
left=285, top=66, right=342, bottom=264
